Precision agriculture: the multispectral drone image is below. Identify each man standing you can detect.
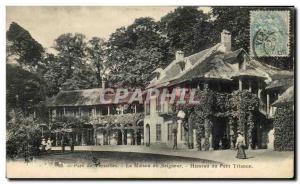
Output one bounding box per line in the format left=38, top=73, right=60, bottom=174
left=172, top=122, right=178, bottom=150
left=70, top=138, right=75, bottom=152
left=40, top=138, right=46, bottom=152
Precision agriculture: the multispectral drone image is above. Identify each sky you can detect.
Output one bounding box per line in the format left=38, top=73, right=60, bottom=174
left=6, top=6, right=211, bottom=51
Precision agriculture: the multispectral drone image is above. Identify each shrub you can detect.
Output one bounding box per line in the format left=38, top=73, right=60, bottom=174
left=7, top=109, right=42, bottom=159
left=274, top=106, right=294, bottom=151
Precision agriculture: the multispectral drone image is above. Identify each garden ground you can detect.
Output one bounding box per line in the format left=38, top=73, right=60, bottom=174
left=51, top=145, right=293, bottom=164
left=7, top=145, right=294, bottom=178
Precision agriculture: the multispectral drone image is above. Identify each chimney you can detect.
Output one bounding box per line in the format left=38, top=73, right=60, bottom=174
left=175, top=50, right=184, bottom=61
left=221, top=30, right=231, bottom=52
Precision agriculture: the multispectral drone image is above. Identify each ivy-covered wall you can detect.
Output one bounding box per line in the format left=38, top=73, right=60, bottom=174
left=274, top=106, right=294, bottom=151
left=172, top=89, right=260, bottom=150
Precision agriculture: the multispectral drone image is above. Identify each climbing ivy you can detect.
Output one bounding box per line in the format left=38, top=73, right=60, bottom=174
left=273, top=106, right=294, bottom=151
left=172, top=88, right=259, bottom=150
left=229, top=90, right=259, bottom=148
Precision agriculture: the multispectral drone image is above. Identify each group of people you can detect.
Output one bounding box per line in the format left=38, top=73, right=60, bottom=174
left=39, top=132, right=247, bottom=159
left=40, top=138, right=53, bottom=152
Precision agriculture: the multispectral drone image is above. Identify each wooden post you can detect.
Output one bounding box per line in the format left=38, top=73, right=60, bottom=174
left=193, top=129, right=197, bottom=149
left=258, top=80, right=262, bottom=100
left=127, top=132, right=131, bottom=145
left=87, top=129, right=90, bottom=145
left=52, top=109, right=56, bottom=120
left=267, top=93, right=270, bottom=116
left=107, top=106, right=110, bottom=115
left=135, top=130, right=138, bottom=146
left=94, top=127, right=97, bottom=145
left=122, top=130, right=126, bottom=145
left=204, top=81, right=209, bottom=90
left=75, top=132, right=79, bottom=144
left=103, top=132, right=106, bottom=145
left=177, top=120, right=182, bottom=143
left=63, top=107, right=66, bottom=115
left=248, top=79, right=252, bottom=92
left=229, top=121, right=234, bottom=149
left=134, top=104, right=137, bottom=113
left=48, top=108, right=51, bottom=121
left=121, top=105, right=124, bottom=115
left=55, top=132, right=58, bottom=146
left=92, top=107, right=96, bottom=117
left=239, top=78, right=243, bottom=90
left=209, top=131, right=213, bottom=150
left=81, top=130, right=84, bottom=146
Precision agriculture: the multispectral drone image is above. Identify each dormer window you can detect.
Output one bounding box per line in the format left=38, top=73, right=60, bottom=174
left=239, top=53, right=248, bottom=70
left=152, top=68, right=165, bottom=80
left=176, top=61, right=186, bottom=71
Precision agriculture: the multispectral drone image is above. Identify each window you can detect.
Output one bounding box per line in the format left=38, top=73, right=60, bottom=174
left=136, top=104, right=144, bottom=113
left=101, top=106, right=108, bottom=115
left=168, top=124, right=173, bottom=141
left=156, top=124, right=161, bottom=141
left=96, top=107, right=102, bottom=116
left=145, top=102, right=150, bottom=115
left=156, top=97, right=161, bottom=113
left=57, top=108, right=64, bottom=117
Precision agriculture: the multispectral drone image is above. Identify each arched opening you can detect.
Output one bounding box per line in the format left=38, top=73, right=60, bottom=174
left=136, top=120, right=144, bottom=145
left=145, top=124, right=150, bottom=146
left=117, top=130, right=123, bottom=145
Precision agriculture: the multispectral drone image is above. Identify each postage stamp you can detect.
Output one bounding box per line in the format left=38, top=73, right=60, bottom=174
left=250, top=11, right=290, bottom=57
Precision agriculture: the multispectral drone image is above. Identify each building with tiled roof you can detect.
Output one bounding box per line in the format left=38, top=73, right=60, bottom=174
left=144, top=30, right=294, bottom=150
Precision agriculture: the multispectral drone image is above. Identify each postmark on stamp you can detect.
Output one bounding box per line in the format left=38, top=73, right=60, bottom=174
left=250, top=11, right=290, bottom=57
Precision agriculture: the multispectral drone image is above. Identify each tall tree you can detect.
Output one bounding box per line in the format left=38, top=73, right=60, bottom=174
left=6, top=22, right=44, bottom=71
left=6, top=64, right=45, bottom=115
left=86, top=37, right=107, bottom=86
left=106, top=17, right=168, bottom=88
left=44, top=33, right=98, bottom=91
left=159, top=7, right=213, bottom=59
left=212, top=7, right=250, bottom=51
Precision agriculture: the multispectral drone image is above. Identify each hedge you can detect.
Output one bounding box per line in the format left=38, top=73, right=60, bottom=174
left=274, top=106, right=294, bottom=151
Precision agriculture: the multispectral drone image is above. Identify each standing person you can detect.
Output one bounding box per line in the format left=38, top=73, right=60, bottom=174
left=172, top=123, right=178, bottom=150
left=236, top=131, right=247, bottom=159
left=61, top=136, right=65, bottom=153
left=46, top=138, right=53, bottom=151
left=70, top=138, right=75, bottom=152
left=40, top=138, right=46, bottom=152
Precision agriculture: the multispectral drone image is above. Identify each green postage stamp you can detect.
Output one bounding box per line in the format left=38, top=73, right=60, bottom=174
left=250, top=11, right=290, bottom=57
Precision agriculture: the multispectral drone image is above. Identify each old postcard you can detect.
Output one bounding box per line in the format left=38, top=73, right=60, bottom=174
left=6, top=6, right=295, bottom=179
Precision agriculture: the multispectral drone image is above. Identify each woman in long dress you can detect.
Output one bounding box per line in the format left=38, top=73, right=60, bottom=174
left=236, top=132, right=247, bottom=159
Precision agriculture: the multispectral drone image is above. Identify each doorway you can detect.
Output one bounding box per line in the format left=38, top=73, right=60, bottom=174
left=145, top=124, right=150, bottom=146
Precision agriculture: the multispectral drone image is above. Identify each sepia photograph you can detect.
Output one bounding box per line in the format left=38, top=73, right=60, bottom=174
left=5, top=6, right=295, bottom=179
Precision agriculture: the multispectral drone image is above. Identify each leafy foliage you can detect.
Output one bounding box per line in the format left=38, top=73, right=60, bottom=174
left=274, top=106, right=294, bottom=151
left=7, top=110, right=42, bottom=159
left=6, top=64, right=45, bottom=116
left=106, top=17, right=168, bottom=87
left=92, top=113, right=144, bottom=125
left=159, top=7, right=215, bottom=58
left=44, top=34, right=100, bottom=93
left=172, top=89, right=259, bottom=150
left=229, top=90, right=259, bottom=148
left=86, top=37, right=107, bottom=86
left=6, top=22, right=44, bottom=71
